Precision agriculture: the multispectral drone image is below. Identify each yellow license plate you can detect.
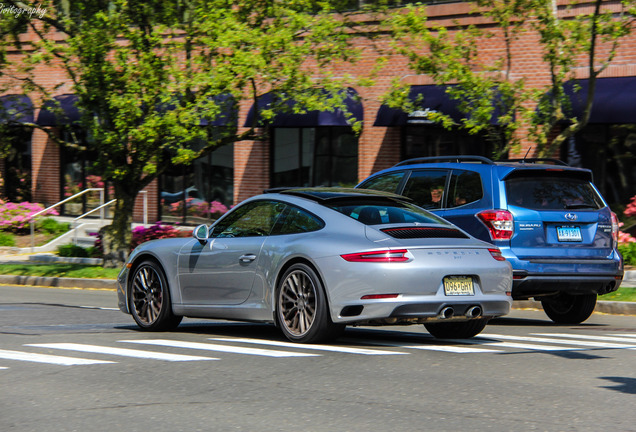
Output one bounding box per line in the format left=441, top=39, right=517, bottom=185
left=443, top=276, right=474, bottom=296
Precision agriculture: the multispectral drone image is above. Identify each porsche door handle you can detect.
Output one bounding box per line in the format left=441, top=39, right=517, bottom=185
left=239, top=254, right=257, bottom=263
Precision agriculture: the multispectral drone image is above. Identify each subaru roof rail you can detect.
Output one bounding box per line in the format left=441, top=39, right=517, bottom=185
left=500, top=158, right=569, bottom=166
left=394, top=155, right=494, bottom=167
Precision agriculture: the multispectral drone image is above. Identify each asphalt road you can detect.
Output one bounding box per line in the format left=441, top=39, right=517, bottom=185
left=1, top=285, right=635, bottom=432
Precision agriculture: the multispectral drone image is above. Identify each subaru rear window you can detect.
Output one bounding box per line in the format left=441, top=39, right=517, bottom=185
left=327, top=199, right=451, bottom=226
left=505, top=177, right=604, bottom=210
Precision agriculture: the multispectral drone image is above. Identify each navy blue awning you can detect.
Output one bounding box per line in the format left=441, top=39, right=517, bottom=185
left=374, top=85, right=465, bottom=126
left=564, top=77, right=636, bottom=124
left=244, top=88, right=363, bottom=127
left=197, top=94, right=237, bottom=127
left=37, top=93, right=237, bottom=127
left=0, top=94, right=34, bottom=123
left=36, top=94, right=81, bottom=126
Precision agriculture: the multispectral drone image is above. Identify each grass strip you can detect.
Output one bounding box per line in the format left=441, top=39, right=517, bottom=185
left=601, top=287, right=636, bottom=303
left=0, top=263, right=120, bottom=279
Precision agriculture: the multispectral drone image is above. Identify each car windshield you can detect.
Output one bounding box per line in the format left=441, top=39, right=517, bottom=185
left=327, top=199, right=451, bottom=226
left=505, top=177, right=605, bottom=210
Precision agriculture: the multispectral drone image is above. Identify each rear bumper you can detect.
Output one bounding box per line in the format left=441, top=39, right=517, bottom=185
left=512, top=272, right=623, bottom=299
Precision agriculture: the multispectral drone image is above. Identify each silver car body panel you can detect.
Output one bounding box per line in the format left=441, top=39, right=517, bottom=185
left=118, top=192, right=512, bottom=325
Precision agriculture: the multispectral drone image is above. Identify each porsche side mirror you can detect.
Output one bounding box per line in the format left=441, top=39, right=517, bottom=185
left=193, top=224, right=209, bottom=244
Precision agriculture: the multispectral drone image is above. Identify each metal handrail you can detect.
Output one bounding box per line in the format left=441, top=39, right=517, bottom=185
left=72, top=199, right=117, bottom=246
left=29, top=188, right=105, bottom=252
left=28, top=188, right=150, bottom=252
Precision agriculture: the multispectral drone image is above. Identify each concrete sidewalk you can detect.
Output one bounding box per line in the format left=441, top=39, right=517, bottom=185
left=1, top=251, right=635, bottom=316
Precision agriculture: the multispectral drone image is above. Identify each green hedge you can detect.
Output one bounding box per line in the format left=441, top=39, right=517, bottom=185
left=619, top=242, right=636, bottom=267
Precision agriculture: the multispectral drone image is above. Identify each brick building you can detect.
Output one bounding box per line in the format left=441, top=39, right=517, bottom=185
left=2, top=1, right=635, bottom=225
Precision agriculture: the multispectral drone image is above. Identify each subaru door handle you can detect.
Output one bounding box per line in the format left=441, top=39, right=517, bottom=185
left=239, top=254, right=257, bottom=263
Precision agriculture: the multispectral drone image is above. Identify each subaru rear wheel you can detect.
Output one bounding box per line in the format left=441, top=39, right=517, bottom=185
left=541, top=293, right=597, bottom=324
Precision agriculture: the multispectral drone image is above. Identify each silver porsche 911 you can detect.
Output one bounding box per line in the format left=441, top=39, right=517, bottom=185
left=117, top=188, right=512, bottom=343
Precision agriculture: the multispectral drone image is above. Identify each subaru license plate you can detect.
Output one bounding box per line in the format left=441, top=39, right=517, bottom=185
left=443, top=276, right=474, bottom=296
left=557, top=226, right=582, bottom=242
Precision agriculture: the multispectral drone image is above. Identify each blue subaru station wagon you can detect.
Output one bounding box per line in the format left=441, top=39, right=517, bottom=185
left=357, top=156, right=624, bottom=324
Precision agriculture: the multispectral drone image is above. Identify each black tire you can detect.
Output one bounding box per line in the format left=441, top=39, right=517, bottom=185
left=129, top=260, right=182, bottom=331
left=424, top=318, right=490, bottom=339
left=541, top=293, right=597, bottom=324
left=276, top=263, right=344, bottom=343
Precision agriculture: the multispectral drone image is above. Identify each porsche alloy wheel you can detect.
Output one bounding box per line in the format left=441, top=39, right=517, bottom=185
left=129, top=261, right=182, bottom=331
left=277, top=263, right=343, bottom=343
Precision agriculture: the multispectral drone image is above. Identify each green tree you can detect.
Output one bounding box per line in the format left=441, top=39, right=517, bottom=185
left=10, top=0, right=363, bottom=265
left=383, top=0, right=635, bottom=159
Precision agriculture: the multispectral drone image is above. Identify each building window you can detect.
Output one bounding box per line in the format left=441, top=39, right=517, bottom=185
left=563, top=124, right=636, bottom=206
left=1, top=126, right=32, bottom=202
left=59, top=127, right=105, bottom=216
left=402, top=126, right=500, bottom=161
left=271, top=127, right=358, bottom=188
left=160, top=143, right=234, bottom=225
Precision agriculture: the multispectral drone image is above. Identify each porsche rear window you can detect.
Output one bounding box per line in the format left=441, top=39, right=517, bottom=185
left=328, top=200, right=450, bottom=226
left=505, top=177, right=604, bottom=210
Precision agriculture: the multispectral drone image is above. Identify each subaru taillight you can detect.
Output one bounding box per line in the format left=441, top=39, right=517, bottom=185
left=477, top=210, right=514, bottom=240
left=611, top=212, right=620, bottom=245
left=341, top=249, right=409, bottom=262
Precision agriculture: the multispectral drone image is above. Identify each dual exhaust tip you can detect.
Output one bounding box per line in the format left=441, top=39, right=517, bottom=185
left=439, top=305, right=482, bottom=320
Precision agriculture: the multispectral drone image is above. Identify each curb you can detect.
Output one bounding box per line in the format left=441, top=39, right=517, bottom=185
left=1, top=274, right=635, bottom=315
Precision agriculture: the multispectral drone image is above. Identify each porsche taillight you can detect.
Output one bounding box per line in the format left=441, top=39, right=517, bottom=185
left=488, top=248, right=506, bottom=261
left=341, top=249, right=409, bottom=262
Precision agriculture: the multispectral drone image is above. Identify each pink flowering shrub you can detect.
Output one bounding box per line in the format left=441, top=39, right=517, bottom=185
left=130, top=222, right=192, bottom=250
left=165, top=199, right=230, bottom=219
left=0, top=202, right=59, bottom=232
left=618, top=196, right=636, bottom=265
left=64, top=175, right=114, bottom=198
left=625, top=195, right=636, bottom=218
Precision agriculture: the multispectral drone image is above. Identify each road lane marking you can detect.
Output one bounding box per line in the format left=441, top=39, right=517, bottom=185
left=483, top=333, right=636, bottom=349
left=339, top=338, right=501, bottom=354
left=79, top=306, right=120, bottom=311
left=208, top=337, right=408, bottom=355
left=610, top=334, right=636, bottom=339
left=122, top=339, right=320, bottom=357
left=27, top=343, right=218, bottom=362
left=0, top=349, right=114, bottom=366
left=532, top=333, right=636, bottom=347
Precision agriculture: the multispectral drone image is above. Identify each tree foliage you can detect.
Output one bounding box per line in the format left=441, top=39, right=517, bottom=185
left=7, top=0, right=364, bottom=265
left=383, top=0, right=636, bottom=159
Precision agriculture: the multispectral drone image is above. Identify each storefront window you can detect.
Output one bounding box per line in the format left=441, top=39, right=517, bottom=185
left=271, top=127, right=358, bottom=188
left=563, top=124, right=636, bottom=206
left=60, top=127, right=105, bottom=216
left=1, top=126, right=32, bottom=202
left=402, top=126, right=501, bottom=161
left=160, top=143, right=234, bottom=225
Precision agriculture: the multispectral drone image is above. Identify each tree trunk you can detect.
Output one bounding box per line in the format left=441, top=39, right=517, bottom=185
left=100, top=190, right=136, bottom=268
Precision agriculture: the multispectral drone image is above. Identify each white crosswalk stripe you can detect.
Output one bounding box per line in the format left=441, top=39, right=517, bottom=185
left=340, top=338, right=502, bottom=354
left=208, top=337, right=408, bottom=355
left=534, top=333, right=636, bottom=345
left=122, top=339, right=320, bottom=357
left=0, top=348, right=115, bottom=366
left=611, top=333, right=636, bottom=339
left=482, top=333, right=636, bottom=350
left=27, top=343, right=218, bottom=362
